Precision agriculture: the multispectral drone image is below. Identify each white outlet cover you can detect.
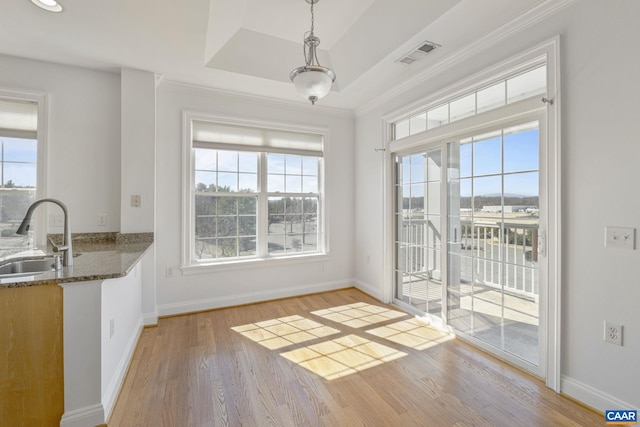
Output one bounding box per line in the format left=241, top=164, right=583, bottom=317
left=604, top=320, right=623, bottom=346
left=605, top=226, right=635, bottom=250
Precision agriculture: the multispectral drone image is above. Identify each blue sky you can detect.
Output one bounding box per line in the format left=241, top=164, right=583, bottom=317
left=402, top=127, right=539, bottom=198
left=0, top=137, right=37, bottom=187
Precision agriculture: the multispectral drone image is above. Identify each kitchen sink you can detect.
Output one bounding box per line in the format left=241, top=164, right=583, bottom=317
left=0, top=257, right=57, bottom=279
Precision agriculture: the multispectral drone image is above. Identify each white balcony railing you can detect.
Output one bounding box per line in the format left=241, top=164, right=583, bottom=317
left=399, top=219, right=539, bottom=299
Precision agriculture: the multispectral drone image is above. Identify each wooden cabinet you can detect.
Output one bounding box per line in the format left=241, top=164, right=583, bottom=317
left=0, top=283, right=64, bottom=426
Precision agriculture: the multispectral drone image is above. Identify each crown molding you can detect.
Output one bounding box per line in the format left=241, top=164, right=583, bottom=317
left=161, top=79, right=354, bottom=119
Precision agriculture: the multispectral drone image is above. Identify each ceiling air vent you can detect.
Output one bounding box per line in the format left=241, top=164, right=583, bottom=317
left=396, top=41, right=440, bottom=66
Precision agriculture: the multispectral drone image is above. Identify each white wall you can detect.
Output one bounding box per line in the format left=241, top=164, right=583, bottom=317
left=0, top=54, right=121, bottom=234
left=354, top=0, right=640, bottom=412
left=101, top=263, right=143, bottom=419
left=121, top=68, right=156, bottom=233
left=155, top=83, right=356, bottom=315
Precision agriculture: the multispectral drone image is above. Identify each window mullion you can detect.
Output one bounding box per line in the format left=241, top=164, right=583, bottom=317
left=257, top=152, right=269, bottom=257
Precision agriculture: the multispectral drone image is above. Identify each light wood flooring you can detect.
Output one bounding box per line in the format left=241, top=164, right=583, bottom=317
left=109, top=288, right=603, bottom=427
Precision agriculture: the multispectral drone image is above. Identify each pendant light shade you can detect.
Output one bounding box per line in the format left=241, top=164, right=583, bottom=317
left=290, top=0, right=336, bottom=105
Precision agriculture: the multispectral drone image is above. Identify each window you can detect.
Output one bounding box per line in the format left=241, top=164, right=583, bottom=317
left=393, top=64, right=547, bottom=140
left=184, top=115, right=325, bottom=267
left=0, top=97, right=40, bottom=258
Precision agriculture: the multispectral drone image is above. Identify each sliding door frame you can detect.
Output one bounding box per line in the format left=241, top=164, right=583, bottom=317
left=382, top=37, right=561, bottom=391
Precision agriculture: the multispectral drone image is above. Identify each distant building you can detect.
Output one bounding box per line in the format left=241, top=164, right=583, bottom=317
left=481, top=205, right=536, bottom=213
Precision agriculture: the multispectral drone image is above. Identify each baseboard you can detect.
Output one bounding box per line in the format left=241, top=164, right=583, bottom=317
left=102, top=317, right=144, bottom=420
left=60, top=403, right=105, bottom=427
left=157, top=279, right=354, bottom=317
left=143, top=312, right=158, bottom=326
left=561, top=375, right=638, bottom=413
left=354, top=279, right=382, bottom=301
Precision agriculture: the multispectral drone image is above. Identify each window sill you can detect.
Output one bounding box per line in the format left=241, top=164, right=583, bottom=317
left=181, top=252, right=330, bottom=275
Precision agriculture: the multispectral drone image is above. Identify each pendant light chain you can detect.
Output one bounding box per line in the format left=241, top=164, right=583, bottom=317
left=310, top=0, right=315, bottom=36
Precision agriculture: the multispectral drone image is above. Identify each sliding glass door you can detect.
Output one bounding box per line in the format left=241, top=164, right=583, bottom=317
left=393, top=120, right=544, bottom=374
left=394, top=149, right=443, bottom=317
left=447, top=121, right=541, bottom=367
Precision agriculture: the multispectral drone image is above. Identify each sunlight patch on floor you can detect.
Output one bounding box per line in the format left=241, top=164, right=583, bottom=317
left=231, top=315, right=341, bottom=350
left=280, top=334, right=407, bottom=380
left=311, top=302, right=407, bottom=328
left=366, top=318, right=453, bottom=350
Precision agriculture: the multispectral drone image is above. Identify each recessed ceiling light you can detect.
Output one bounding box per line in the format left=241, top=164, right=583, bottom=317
left=30, top=0, right=63, bottom=13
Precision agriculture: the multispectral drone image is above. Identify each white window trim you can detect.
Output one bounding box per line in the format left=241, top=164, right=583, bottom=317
left=0, top=87, right=48, bottom=249
left=181, top=111, right=330, bottom=272
left=382, top=36, right=561, bottom=391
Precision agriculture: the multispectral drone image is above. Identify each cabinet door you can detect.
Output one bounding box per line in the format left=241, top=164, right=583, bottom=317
left=0, top=283, right=64, bottom=426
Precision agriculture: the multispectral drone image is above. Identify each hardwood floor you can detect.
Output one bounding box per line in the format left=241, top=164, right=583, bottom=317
left=109, top=288, right=603, bottom=427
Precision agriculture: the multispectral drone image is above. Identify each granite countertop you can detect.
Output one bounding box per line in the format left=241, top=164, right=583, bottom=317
left=0, top=232, right=153, bottom=288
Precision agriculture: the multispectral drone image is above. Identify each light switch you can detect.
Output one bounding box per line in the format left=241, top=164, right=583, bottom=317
left=605, top=226, right=635, bottom=250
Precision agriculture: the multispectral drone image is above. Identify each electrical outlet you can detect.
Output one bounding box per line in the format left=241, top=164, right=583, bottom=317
left=109, top=318, right=115, bottom=339
left=604, top=321, right=623, bottom=346
left=97, top=214, right=107, bottom=226
left=49, top=214, right=64, bottom=227
left=165, top=267, right=173, bottom=278
left=131, top=195, right=142, bottom=208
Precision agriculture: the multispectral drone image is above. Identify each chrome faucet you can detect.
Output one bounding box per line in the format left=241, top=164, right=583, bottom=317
left=16, top=198, right=73, bottom=267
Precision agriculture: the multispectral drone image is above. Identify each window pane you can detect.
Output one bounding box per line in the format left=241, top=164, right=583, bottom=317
left=285, top=155, right=302, bottom=174
left=427, top=104, right=448, bottom=130
left=450, top=93, right=475, bottom=122
left=395, top=119, right=410, bottom=140
left=410, top=112, right=427, bottom=135
left=238, top=173, right=257, bottom=192
left=410, top=154, right=425, bottom=182
left=216, top=238, right=238, bottom=258
left=302, top=157, right=318, bottom=176
left=3, top=163, right=36, bottom=188
left=218, top=172, right=237, bottom=192
left=217, top=197, right=237, bottom=215
left=504, top=124, right=539, bottom=173
left=473, top=136, right=501, bottom=176
left=302, top=176, right=318, bottom=193
left=238, top=152, right=258, bottom=173
left=239, top=197, right=257, bottom=215
left=401, top=157, right=411, bottom=183
left=507, top=66, right=546, bottom=103
left=239, top=216, right=256, bottom=236
left=459, top=143, right=472, bottom=178
left=195, top=195, right=217, bottom=215
left=218, top=151, right=238, bottom=172
left=195, top=171, right=216, bottom=192
left=194, top=149, right=216, bottom=171
left=268, top=174, right=285, bottom=192
left=239, top=237, right=256, bottom=256
left=195, top=217, right=216, bottom=238
left=217, top=217, right=237, bottom=237
left=504, top=172, right=539, bottom=199
left=286, top=197, right=303, bottom=214
left=286, top=175, right=302, bottom=193
left=303, top=198, right=318, bottom=214
left=473, top=176, right=502, bottom=209
left=426, top=150, right=441, bottom=182
left=3, top=138, right=37, bottom=162
left=268, top=197, right=284, bottom=214
left=477, top=82, right=505, bottom=113
left=268, top=154, right=285, bottom=174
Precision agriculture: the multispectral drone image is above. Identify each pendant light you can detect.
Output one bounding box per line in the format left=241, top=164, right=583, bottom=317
left=289, top=0, right=336, bottom=105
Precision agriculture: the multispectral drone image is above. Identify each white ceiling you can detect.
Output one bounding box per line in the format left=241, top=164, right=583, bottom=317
left=0, top=0, right=550, bottom=110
